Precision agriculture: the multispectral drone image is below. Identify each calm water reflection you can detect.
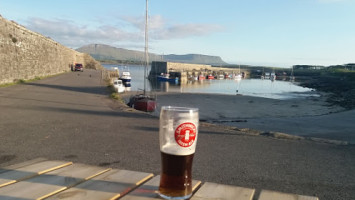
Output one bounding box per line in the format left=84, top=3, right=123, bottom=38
left=104, top=64, right=316, bottom=100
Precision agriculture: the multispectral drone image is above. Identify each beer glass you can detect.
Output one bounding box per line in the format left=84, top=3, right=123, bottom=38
left=158, top=106, right=199, bottom=200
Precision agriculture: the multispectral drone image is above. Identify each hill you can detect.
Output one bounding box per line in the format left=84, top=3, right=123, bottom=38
left=76, top=44, right=227, bottom=65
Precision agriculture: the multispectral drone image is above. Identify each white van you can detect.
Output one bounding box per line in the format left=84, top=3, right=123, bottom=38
left=113, top=79, right=125, bottom=93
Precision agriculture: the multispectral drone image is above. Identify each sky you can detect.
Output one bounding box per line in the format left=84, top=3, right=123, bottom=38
left=1, top=0, right=355, bottom=67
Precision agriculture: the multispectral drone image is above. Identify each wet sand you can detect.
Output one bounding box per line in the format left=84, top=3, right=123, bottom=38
left=123, top=91, right=355, bottom=144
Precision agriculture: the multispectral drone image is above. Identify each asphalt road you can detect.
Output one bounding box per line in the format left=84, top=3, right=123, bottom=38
left=0, top=69, right=354, bottom=200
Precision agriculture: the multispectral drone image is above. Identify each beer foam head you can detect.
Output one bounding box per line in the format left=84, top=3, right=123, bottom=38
left=160, top=106, right=199, bottom=156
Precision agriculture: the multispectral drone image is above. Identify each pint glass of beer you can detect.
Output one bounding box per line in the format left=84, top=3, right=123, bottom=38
left=158, top=106, right=199, bottom=200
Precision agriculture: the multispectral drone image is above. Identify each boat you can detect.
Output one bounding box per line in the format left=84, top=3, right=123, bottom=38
left=234, top=64, right=242, bottom=80
left=157, top=73, right=170, bottom=81
left=113, top=79, right=125, bottom=93
left=120, top=70, right=131, bottom=88
left=157, top=73, right=179, bottom=83
left=198, top=74, right=206, bottom=80
left=218, top=74, right=224, bottom=79
left=270, top=72, right=276, bottom=81
left=207, top=74, right=215, bottom=80
left=128, top=0, right=157, bottom=112
left=234, top=74, right=242, bottom=80
left=188, top=75, right=198, bottom=81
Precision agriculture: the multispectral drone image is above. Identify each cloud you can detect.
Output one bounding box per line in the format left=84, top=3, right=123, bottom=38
left=153, top=23, right=223, bottom=40
left=25, top=17, right=140, bottom=48
left=24, top=15, right=223, bottom=49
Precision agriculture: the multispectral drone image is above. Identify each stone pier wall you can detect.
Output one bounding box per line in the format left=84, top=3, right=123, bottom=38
left=0, top=15, right=102, bottom=85
left=150, top=61, right=249, bottom=80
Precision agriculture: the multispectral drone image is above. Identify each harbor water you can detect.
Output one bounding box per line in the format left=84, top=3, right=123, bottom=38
left=104, top=64, right=317, bottom=100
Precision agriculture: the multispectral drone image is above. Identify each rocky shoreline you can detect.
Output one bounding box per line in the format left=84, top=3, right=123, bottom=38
left=299, top=74, right=355, bottom=109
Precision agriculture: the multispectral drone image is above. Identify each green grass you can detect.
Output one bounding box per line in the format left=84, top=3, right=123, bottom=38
left=110, top=92, right=120, bottom=100
left=0, top=82, right=17, bottom=88
left=107, top=85, right=125, bottom=104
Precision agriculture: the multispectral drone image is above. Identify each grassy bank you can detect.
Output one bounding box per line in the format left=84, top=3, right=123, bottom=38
left=0, top=72, right=69, bottom=88
left=0, top=77, right=41, bottom=87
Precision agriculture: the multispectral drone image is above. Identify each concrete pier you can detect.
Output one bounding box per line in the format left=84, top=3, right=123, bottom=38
left=149, top=61, right=249, bottom=83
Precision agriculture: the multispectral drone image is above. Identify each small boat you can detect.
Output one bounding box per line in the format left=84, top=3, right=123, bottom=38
left=218, top=74, right=225, bottom=79
left=234, top=74, right=242, bottom=80
left=198, top=74, right=206, bottom=80
left=157, top=73, right=179, bottom=83
left=188, top=75, right=198, bottom=81
left=128, top=94, right=156, bottom=112
left=113, top=79, right=125, bottom=93
left=270, top=73, right=276, bottom=81
left=207, top=74, right=214, bottom=79
left=120, top=71, right=131, bottom=87
left=157, top=73, right=170, bottom=81
left=128, top=0, right=157, bottom=112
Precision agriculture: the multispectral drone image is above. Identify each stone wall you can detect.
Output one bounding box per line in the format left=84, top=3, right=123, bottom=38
left=150, top=61, right=249, bottom=78
left=150, top=61, right=212, bottom=77
left=0, top=15, right=102, bottom=84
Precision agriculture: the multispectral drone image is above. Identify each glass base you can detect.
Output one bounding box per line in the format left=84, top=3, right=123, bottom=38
left=158, top=192, right=192, bottom=200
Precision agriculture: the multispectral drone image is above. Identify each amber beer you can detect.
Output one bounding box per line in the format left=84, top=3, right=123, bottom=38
left=158, top=106, right=199, bottom=199
left=159, top=152, right=194, bottom=197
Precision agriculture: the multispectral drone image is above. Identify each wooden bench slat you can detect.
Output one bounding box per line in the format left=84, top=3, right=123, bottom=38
left=0, top=160, right=72, bottom=188
left=120, top=175, right=201, bottom=200
left=0, top=163, right=110, bottom=200
left=190, top=182, right=255, bottom=200
left=46, top=169, right=154, bottom=200
left=258, top=190, right=319, bottom=200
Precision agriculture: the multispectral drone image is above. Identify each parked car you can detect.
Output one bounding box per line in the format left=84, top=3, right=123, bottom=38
left=74, top=63, right=83, bottom=72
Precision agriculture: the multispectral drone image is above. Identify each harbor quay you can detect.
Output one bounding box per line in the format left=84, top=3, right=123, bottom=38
left=149, top=61, right=250, bottom=82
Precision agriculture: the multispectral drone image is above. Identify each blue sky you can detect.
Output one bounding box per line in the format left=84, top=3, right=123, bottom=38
left=1, top=0, right=354, bottom=67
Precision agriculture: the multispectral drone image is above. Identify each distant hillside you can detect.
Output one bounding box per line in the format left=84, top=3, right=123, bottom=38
left=76, top=44, right=227, bottom=65
left=162, top=54, right=226, bottom=65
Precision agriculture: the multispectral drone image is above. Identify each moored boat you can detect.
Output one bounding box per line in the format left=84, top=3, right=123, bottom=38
left=120, top=71, right=131, bottom=87
left=128, top=94, right=156, bottom=112
left=207, top=74, right=214, bottom=79
left=198, top=74, right=206, bottom=80
left=271, top=72, right=276, bottom=81
left=128, top=0, right=156, bottom=112
left=234, top=74, right=242, bottom=80
left=157, top=73, right=170, bottom=81
left=157, top=73, right=179, bottom=83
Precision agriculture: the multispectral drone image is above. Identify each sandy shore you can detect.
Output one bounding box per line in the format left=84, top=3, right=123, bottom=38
left=122, top=91, right=355, bottom=144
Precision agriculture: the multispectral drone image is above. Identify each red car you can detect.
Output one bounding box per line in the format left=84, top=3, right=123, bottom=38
left=74, top=63, right=83, bottom=72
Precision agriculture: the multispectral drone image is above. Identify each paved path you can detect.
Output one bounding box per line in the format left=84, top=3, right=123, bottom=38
left=0, top=70, right=354, bottom=200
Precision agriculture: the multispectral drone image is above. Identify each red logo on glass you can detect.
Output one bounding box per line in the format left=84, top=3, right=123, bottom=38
left=175, top=122, right=197, bottom=147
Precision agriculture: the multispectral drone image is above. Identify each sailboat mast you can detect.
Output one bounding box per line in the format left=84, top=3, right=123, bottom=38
left=144, top=0, right=149, bottom=96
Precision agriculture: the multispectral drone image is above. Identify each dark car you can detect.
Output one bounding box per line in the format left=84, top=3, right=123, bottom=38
left=74, top=63, right=83, bottom=72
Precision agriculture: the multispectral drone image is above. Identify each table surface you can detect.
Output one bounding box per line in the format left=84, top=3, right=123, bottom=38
left=0, top=158, right=319, bottom=200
